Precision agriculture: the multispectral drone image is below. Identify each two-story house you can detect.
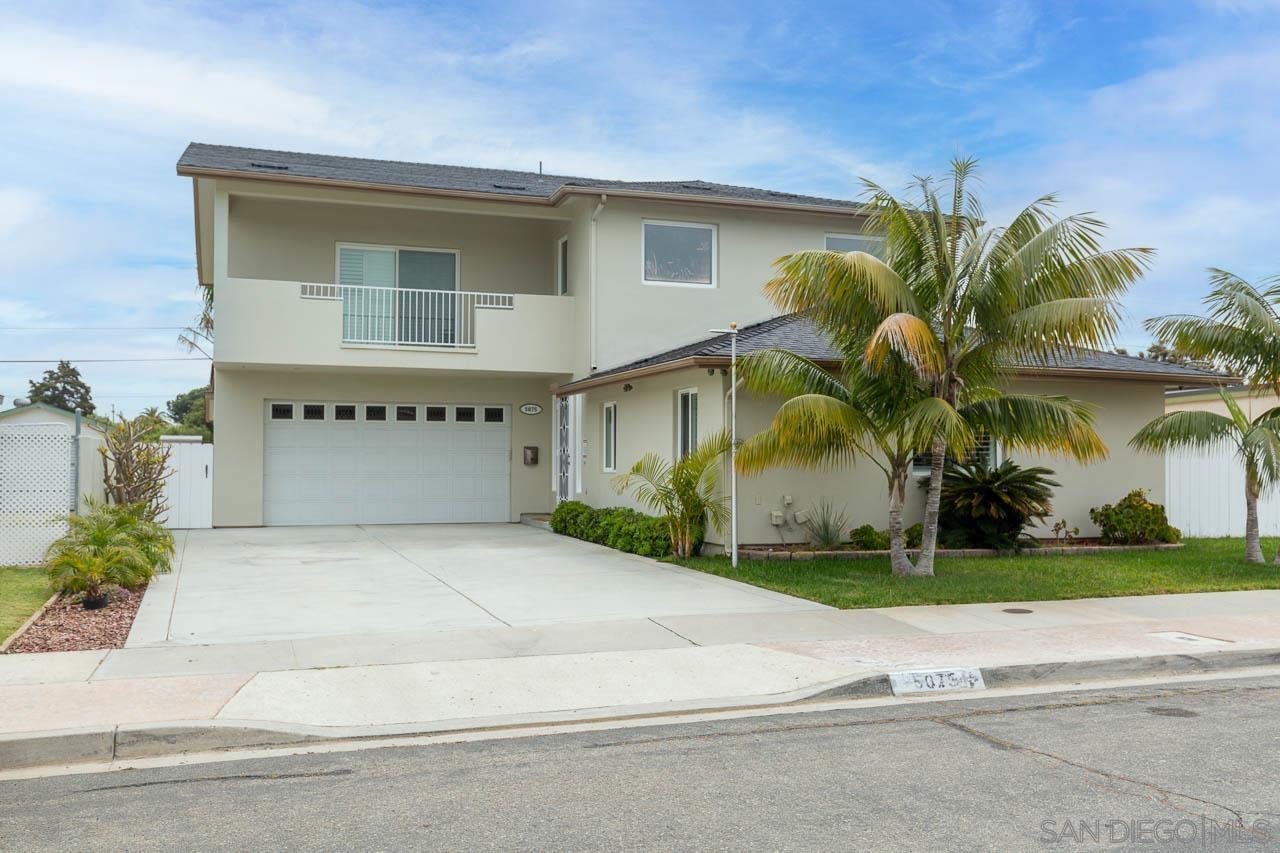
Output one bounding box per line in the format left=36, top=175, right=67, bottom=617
left=177, top=143, right=1223, bottom=543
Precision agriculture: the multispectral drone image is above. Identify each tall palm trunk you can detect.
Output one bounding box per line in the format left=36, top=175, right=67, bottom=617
left=914, top=435, right=948, bottom=577
left=885, top=466, right=915, bottom=577
left=1245, top=472, right=1263, bottom=564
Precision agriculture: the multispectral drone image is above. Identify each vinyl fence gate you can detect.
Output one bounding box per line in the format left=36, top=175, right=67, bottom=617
left=0, top=424, right=77, bottom=565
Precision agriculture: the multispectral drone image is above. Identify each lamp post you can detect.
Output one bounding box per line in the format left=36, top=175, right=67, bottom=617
left=710, top=323, right=739, bottom=567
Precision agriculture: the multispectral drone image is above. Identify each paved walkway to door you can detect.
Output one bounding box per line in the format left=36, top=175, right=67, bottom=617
left=127, top=524, right=826, bottom=647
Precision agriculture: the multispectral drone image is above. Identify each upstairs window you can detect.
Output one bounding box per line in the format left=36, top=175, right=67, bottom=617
left=643, top=220, right=716, bottom=287
left=557, top=236, right=569, bottom=295
left=825, top=233, right=885, bottom=257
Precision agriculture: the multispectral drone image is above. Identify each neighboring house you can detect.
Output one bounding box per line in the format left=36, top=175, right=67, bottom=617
left=0, top=402, right=103, bottom=437
left=177, top=142, right=1225, bottom=540
left=1166, top=385, right=1275, bottom=419
left=0, top=402, right=105, bottom=508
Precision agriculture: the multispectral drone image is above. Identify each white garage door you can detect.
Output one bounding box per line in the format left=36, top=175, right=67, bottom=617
left=263, top=401, right=510, bottom=525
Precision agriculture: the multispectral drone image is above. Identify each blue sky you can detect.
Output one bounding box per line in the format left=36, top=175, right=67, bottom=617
left=1, top=0, right=1278, bottom=414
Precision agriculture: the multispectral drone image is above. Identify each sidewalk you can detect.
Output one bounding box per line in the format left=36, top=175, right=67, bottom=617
left=4, top=589, right=1280, bottom=768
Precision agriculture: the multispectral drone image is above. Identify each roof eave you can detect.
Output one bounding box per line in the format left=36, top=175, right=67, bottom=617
left=174, top=165, right=870, bottom=217
left=554, top=360, right=1236, bottom=396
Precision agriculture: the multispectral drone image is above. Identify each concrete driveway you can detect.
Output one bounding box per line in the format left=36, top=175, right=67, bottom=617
left=128, top=524, right=824, bottom=647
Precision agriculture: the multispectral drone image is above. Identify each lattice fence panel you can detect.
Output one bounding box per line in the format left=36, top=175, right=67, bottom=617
left=0, top=425, right=75, bottom=565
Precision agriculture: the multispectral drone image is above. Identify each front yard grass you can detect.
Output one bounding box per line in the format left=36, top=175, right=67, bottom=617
left=0, top=566, right=52, bottom=643
left=674, top=538, right=1280, bottom=609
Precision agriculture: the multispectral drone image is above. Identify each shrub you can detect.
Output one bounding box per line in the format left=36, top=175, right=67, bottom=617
left=803, top=499, right=848, bottom=550
left=903, top=522, right=923, bottom=549
left=45, top=499, right=174, bottom=608
left=938, top=459, right=1059, bottom=550
left=550, top=500, right=596, bottom=540
left=612, top=430, right=731, bottom=557
left=848, top=524, right=890, bottom=551
left=1089, top=490, right=1182, bottom=544
left=550, top=501, right=672, bottom=557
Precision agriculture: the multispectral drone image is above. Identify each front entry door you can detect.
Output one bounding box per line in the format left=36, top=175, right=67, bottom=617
left=556, top=396, right=571, bottom=503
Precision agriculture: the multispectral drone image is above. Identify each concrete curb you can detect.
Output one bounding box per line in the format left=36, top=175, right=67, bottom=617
left=4, top=646, right=1278, bottom=771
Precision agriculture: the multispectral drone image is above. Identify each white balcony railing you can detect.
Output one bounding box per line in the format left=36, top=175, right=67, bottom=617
left=300, top=284, right=514, bottom=347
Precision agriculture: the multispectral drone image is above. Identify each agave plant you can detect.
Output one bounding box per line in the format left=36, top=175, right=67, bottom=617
left=612, top=429, right=732, bottom=558
left=802, top=499, right=849, bottom=550
left=937, top=459, right=1059, bottom=550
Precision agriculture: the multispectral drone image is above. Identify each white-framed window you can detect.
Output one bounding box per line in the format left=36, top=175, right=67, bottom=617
left=556, top=235, right=569, bottom=296
left=337, top=243, right=461, bottom=345
left=677, top=389, right=698, bottom=457
left=602, top=402, right=617, bottom=472
left=643, top=220, right=716, bottom=288
left=911, top=435, right=999, bottom=478
left=825, top=233, right=885, bottom=257
left=337, top=243, right=460, bottom=291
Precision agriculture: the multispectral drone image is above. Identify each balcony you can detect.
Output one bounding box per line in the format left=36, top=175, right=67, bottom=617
left=215, top=276, right=577, bottom=376
left=299, top=284, right=515, bottom=348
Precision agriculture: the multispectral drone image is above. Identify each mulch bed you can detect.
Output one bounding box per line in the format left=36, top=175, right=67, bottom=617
left=6, top=586, right=147, bottom=654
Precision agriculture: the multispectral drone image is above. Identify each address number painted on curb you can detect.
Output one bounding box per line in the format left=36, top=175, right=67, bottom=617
left=889, top=667, right=986, bottom=695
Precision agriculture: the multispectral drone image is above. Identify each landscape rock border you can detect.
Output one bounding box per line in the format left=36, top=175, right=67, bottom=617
left=738, top=543, right=1184, bottom=562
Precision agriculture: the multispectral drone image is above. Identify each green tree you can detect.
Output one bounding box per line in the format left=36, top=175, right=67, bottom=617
left=762, top=157, right=1147, bottom=574
left=612, top=430, right=732, bottom=558
left=28, top=360, right=95, bottom=414
left=166, top=385, right=208, bottom=423
left=1131, top=389, right=1280, bottom=563
left=1146, top=268, right=1280, bottom=392
left=734, top=350, right=926, bottom=575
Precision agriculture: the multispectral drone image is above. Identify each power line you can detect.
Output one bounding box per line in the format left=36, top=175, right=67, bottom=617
left=0, top=357, right=209, bottom=363
left=0, top=326, right=189, bottom=331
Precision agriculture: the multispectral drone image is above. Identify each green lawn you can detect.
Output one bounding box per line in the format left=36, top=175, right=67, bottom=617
left=0, top=566, right=52, bottom=644
left=674, top=538, right=1280, bottom=609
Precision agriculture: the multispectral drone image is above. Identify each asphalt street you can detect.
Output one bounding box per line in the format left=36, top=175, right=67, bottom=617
left=3, top=674, right=1279, bottom=851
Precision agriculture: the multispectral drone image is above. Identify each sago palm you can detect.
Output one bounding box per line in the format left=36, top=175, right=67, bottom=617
left=45, top=510, right=153, bottom=607
left=613, top=429, right=732, bottom=558
left=763, top=157, right=1145, bottom=574
left=1131, top=389, right=1280, bottom=563
left=938, top=459, right=1059, bottom=550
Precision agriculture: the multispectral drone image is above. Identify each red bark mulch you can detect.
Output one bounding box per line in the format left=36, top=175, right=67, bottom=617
left=6, top=586, right=147, bottom=654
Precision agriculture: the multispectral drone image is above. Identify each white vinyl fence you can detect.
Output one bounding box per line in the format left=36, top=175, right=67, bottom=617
left=158, top=437, right=213, bottom=529
left=1165, top=441, right=1280, bottom=537
left=0, top=424, right=79, bottom=565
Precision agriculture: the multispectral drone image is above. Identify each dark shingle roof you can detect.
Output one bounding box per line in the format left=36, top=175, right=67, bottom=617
left=575, top=314, right=1230, bottom=386
left=176, top=143, right=868, bottom=211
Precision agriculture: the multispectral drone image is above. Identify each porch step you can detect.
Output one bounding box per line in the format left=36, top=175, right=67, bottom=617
left=520, top=513, right=552, bottom=531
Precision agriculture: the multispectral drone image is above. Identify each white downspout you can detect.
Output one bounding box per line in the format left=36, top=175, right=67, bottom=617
left=589, top=194, right=606, bottom=372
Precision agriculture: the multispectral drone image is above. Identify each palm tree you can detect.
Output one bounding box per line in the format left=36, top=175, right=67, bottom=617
left=1145, top=269, right=1280, bottom=393
left=1132, top=390, right=1280, bottom=563
left=735, top=349, right=924, bottom=575
left=613, top=430, right=732, bottom=558
left=763, top=157, right=1145, bottom=574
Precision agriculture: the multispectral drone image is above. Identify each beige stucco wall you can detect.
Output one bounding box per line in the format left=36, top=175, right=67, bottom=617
left=1166, top=389, right=1277, bottom=419
left=566, top=373, right=1168, bottom=547
left=590, top=198, right=870, bottom=373
left=211, top=367, right=557, bottom=527
left=227, top=195, right=566, bottom=295
left=574, top=368, right=727, bottom=522
left=215, top=275, right=577, bottom=375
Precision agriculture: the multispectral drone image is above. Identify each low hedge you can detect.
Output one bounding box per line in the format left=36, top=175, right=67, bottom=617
left=550, top=501, right=671, bottom=557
